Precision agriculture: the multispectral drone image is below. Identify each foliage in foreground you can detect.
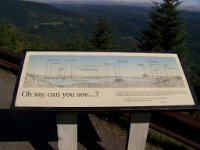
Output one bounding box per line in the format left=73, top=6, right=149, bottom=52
left=0, top=19, right=30, bottom=53
left=147, top=129, right=194, bottom=150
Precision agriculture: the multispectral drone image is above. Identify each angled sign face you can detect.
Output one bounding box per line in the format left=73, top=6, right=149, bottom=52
left=12, top=50, right=199, bottom=111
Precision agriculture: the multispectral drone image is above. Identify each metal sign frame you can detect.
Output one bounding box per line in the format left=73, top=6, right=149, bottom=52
left=11, top=50, right=199, bottom=112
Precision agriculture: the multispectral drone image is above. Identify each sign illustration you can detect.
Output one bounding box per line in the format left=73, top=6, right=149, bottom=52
left=24, top=55, right=184, bottom=88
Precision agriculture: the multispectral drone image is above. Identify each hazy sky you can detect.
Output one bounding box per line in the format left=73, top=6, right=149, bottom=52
left=25, top=0, right=200, bottom=5
left=25, top=0, right=200, bottom=10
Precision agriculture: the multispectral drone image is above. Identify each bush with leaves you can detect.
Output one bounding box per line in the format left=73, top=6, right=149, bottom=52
left=0, top=19, right=29, bottom=53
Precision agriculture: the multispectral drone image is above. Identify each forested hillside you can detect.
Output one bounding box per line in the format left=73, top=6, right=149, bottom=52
left=1, top=0, right=199, bottom=56
left=53, top=4, right=200, bottom=60
left=0, top=0, right=149, bottom=49
left=0, top=0, right=92, bottom=48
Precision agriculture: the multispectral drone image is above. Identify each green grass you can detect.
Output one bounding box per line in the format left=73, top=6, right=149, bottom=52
left=147, top=129, right=194, bottom=150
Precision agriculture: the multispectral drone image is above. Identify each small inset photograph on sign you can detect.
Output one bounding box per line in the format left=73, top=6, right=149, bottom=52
left=23, top=55, right=184, bottom=88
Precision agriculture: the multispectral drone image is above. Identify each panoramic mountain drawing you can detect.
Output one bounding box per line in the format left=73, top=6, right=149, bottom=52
left=24, top=55, right=185, bottom=88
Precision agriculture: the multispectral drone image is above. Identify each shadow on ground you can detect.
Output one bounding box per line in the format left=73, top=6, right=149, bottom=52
left=78, top=114, right=104, bottom=150
left=0, top=110, right=104, bottom=150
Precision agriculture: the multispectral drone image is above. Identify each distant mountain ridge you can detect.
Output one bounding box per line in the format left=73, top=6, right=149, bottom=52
left=0, top=0, right=200, bottom=58
left=24, top=0, right=151, bottom=6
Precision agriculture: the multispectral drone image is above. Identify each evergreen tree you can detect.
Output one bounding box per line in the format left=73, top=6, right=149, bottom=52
left=142, top=0, right=187, bottom=58
left=90, top=16, right=113, bottom=50
left=65, top=34, right=89, bottom=50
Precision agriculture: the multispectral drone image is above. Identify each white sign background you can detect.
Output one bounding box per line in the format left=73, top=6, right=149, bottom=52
left=14, top=51, right=196, bottom=109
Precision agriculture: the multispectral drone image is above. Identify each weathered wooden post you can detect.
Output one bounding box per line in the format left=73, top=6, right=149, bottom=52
left=57, top=114, right=77, bottom=150
left=127, top=113, right=151, bottom=150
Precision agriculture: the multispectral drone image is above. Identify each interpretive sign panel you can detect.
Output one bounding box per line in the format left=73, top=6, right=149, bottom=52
left=12, top=50, right=198, bottom=111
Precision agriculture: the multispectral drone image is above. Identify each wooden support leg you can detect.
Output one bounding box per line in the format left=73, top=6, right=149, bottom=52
left=56, top=114, right=77, bottom=150
left=127, top=113, right=151, bottom=150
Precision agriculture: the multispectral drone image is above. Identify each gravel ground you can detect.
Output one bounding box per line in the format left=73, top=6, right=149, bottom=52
left=78, top=114, right=155, bottom=150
